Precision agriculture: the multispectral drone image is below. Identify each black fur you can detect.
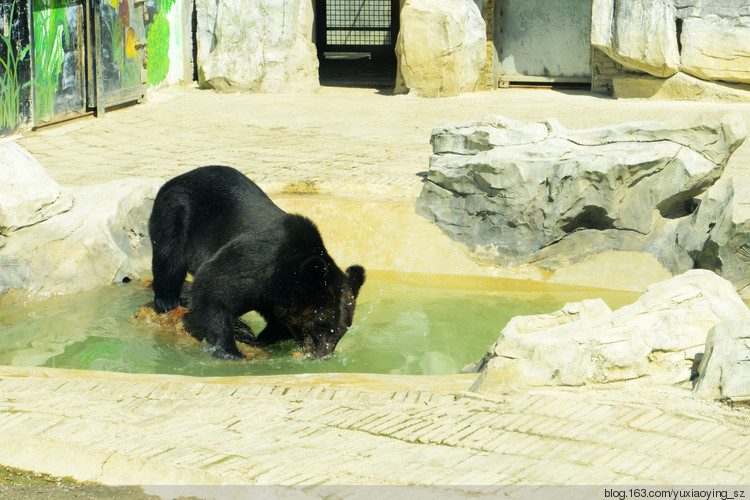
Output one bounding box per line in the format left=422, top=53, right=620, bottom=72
left=148, top=165, right=366, bottom=359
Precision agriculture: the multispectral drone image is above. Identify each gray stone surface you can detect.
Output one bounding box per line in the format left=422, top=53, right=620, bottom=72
left=196, top=0, right=318, bottom=92
left=470, top=270, right=750, bottom=393
left=680, top=16, right=750, bottom=85
left=0, top=140, right=73, bottom=235
left=613, top=72, right=750, bottom=103
left=591, top=0, right=680, bottom=78
left=0, top=178, right=163, bottom=305
left=416, top=113, right=746, bottom=271
left=693, top=319, right=750, bottom=402
left=678, top=178, right=750, bottom=299
left=395, top=0, right=485, bottom=97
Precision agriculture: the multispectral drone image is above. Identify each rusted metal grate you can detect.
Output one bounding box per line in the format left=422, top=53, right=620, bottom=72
left=325, top=0, right=392, bottom=46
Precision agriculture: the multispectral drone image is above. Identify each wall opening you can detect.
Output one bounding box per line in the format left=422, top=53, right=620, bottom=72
left=314, top=0, right=399, bottom=89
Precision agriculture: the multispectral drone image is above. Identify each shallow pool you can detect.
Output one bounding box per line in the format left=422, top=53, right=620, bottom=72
left=0, top=272, right=638, bottom=376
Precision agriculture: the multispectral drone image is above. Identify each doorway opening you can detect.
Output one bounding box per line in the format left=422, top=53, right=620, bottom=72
left=315, top=0, right=399, bottom=89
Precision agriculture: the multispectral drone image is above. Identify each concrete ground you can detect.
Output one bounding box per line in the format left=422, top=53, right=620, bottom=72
left=3, top=85, right=750, bottom=486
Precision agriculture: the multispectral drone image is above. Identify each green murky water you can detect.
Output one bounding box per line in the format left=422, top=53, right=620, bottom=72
left=0, top=272, right=638, bottom=376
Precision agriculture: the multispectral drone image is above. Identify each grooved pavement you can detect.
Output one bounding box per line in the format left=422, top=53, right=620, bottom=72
left=1, top=367, right=750, bottom=485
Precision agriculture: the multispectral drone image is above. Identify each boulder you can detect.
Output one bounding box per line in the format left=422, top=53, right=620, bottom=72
left=416, top=113, right=746, bottom=273
left=395, top=0, right=485, bottom=97
left=591, top=0, right=680, bottom=78
left=0, top=140, right=73, bottom=235
left=197, top=0, right=318, bottom=92
left=0, top=178, right=163, bottom=305
left=678, top=179, right=750, bottom=299
left=693, top=319, right=750, bottom=402
left=679, top=16, right=750, bottom=85
left=469, top=270, right=750, bottom=393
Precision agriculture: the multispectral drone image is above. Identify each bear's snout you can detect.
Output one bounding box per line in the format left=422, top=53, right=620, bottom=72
left=301, top=332, right=339, bottom=358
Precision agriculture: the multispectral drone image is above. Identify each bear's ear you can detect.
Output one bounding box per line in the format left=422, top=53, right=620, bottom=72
left=300, top=256, right=329, bottom=287
left=346, top=265, right=366, bottom=297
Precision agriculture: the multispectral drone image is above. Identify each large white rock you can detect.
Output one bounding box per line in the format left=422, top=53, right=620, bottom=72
left=591, top=0, right=680, bottom=78
left=693, top=319, right=750, bottom=401
left=197, top=0, right=318, bottom=92
left=0, top=178, right=163, bottom=305
left=680, top=16, right=750, bottom=85
left=416, top=113, right=746, bottom=271
left=469, top=270, right=750, bottom=393
left=395, top=0, right=485, bottom=97
left=0, top=140, right=73, bottom=235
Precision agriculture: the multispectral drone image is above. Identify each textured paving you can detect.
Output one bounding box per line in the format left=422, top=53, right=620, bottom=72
left=5, top=86, right=750, bottom=485
left=1, top=367, right=750, bottom=485
left=17, top=86, right=750, bottom=201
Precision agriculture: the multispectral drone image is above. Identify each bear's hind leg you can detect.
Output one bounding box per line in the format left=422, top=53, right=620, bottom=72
left=202, top=306, right=244, bottom=359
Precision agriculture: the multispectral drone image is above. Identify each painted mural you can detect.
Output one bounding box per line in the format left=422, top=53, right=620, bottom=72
left=32, top=0, right=86, bottom=123
left=145, top=0, right=173, bottom=86
left=102, top=0, right=140, bottom=89
left=1, top=0, right=179, bottom=136
left=0, top=0, right=32, bottom=135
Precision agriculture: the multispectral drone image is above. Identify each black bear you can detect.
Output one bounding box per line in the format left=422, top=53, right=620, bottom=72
left=148, top=165, right=366, bottom=359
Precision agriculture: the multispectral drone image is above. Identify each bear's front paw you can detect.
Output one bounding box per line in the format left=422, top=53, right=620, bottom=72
left=154, top=297, right=180, bottom=314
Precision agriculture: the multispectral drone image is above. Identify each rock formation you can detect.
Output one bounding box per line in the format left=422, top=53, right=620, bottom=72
left=395, top=0, right=485, bottom=97
left=593, top=0, right=750, bottom=98
left=0, top=141, right=163, bottom=305
left=196, top=0, right=319, bottom=92
left=468, top=270, right=750, bottom=393
left=592, top=0, right=680, bottom=78
left=416, top=113, right=749, bottom=295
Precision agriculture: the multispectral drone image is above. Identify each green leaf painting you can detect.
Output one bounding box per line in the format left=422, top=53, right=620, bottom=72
left=146, top=12, right=169, bottom=86
left=1, top=0, right=32, bottom=132
left=32, top=0, right=72, bottom=121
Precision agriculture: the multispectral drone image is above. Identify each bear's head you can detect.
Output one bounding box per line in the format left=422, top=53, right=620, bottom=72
left=287, top=257, right=366, bottom=358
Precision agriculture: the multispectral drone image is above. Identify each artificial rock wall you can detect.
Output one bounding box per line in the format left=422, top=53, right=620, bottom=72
left=592, top=0, right=750, bottom=99
left=195, top=0, right=319, bottom=92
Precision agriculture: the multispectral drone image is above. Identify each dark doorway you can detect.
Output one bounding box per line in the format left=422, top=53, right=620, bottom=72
left=315, top=0, right=399, bottom=88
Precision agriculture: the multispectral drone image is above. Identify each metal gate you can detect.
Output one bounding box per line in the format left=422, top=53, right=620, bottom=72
left=316, top=0, right=399, bottom=58
left=88, top=0, right=146, bottom=115
left=30, top=0, right=146, bottom=126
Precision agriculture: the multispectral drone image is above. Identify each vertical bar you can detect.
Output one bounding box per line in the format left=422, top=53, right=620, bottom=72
left=93, top=0, right=104, bottom=116
left=391, top=0, right=398, bottom=51
left=28, top=0, right=39, bottom=125
left=316, top=0, right=326, bottom=57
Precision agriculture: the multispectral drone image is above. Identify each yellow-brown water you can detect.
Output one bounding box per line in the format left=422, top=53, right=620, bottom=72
left=0, top=272, right=639, bottom=376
